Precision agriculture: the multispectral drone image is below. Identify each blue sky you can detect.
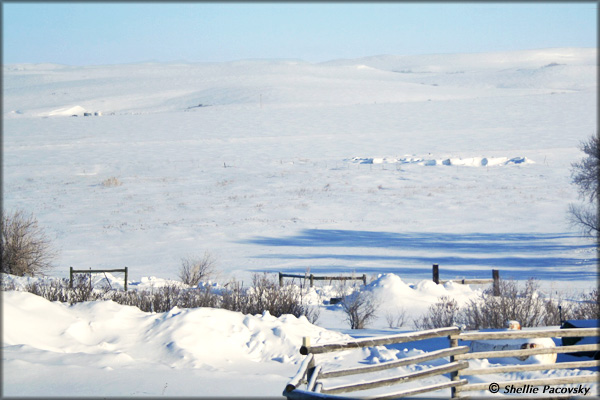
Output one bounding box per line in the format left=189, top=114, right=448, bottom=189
left=3, top=2, right=597, bottom=65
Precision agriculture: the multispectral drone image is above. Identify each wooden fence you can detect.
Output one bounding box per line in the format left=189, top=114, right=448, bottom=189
left=280, top=265, right=498, bottom=292
left=450, top=327, right=600, bottom=398
left=284, top=327, right=470, bottom=399
left=283, top=326, right=599, bottom=399
left=432, top=264, right=500, bottom=296
left=279, top=272, right=367, bottom=288
left=69, top=267, right=128, bottom=291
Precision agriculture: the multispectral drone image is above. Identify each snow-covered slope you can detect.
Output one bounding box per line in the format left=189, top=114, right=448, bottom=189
left=3, top=48, right=597, bottom=292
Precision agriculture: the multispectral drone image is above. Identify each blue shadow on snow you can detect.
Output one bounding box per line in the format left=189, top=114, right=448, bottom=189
left=243, top=229, right=598, bottom=281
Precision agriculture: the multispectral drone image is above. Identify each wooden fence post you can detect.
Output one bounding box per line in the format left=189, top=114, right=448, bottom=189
left=124, top=267, right=128, bottom=291
left=433, top=264, right=439, bottom=284
left=279, top=272, right=283, bottom=287
left=69, top=267, right=73, bottom=288
left=303, top=336, right=314, bottom=369
left=310, top=274, right=314, bottom=288
left=362, top=274, right=367, bottom=286
left=492, top=269, right=499, bottom=296
left=449, top=335, right=459, bottom=398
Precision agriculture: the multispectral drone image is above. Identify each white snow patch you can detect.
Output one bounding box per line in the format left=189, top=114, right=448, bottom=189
left=349, top=155, right=534, bottom=166
left=44, top=105, right=87, bottom=117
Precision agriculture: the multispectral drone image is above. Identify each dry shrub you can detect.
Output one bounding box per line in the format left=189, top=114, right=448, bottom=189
left=179, top=253, right=216, bottom=287
left=459, top=279, right=546, bottom=330
left=220, top=273, right=318, bottom=321
left=106, top=284, right=218, bottom=313
left=1, top=210, right=56, bottom=276
left=384, top=307, right=407, bottom=328
left=572, top=289, right=600, bottom=320
left=25, top=279, right=70, bottom=303
left=341, top=289, right=379, bottom=329
left=102, top=177, right=122, bottom=187
left=542, top=294, right=575, bottom=326
left=24, top=274, right=102, bottom=304
left=413, top=296, right=460, bottom=330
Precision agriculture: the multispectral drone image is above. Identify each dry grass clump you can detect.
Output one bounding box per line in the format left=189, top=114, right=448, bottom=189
left=102, top=177, right=122, bottom=187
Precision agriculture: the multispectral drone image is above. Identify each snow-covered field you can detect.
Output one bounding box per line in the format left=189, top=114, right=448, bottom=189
left=3, top=48, right=598, bottom=397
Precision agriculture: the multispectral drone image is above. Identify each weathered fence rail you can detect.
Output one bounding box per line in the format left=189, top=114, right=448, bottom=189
left=284, top=326, right=599, bottom=399
left=69, top=266, right=128, bottom=290
left=285, top=327, right=469, bottom=399
left=279, top=272, right=367, bottom=288
left=432, top=264, right=500, bottom=296
left=450, top=327, right=600, bottom=398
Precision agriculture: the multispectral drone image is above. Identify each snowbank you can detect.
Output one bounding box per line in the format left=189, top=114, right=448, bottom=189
left=2, top=289, right=350, bottom=396
left=366, top=273, right=479, bottom=317
left=44, top=105, right=87, bottom=117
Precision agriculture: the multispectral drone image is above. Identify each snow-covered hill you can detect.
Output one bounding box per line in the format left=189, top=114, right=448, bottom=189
left=4, top=48, right=597, bottom=292
left=3, top=47, right=598, bottom=396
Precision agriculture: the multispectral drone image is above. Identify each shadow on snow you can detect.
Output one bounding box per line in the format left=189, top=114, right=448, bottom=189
left=243, top=229, right=598, bottom=281
left=245, top=230, right=593, bottom=253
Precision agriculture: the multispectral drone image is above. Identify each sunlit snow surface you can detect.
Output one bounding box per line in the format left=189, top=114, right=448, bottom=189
left=2, top=272, right=597, bottom=397
left=3, top=48, right=598, bottom=396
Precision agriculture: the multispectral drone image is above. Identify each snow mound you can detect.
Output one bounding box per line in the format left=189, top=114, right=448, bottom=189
left=2, top=290, right=349, bottom=370
left=365, top=273, right=479, bottom=315
left=44, top=105, right=87, bottom=117
left=349, top=155, right=534, bottom=166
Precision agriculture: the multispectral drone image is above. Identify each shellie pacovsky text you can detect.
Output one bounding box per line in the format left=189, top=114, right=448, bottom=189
left=488, top=382, right=592, bottom=396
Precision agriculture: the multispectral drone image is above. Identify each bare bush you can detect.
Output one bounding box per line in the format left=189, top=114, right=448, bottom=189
left=0, top=275, right=17, bottom=291
left=23, top=274, right=103, bottom=304
left=177, top=286, right=219, bottom=309
left=25, top=279, right=70, bottom=303
left=69, top=274, right=100, bottom=304
left=220, top=273, right=317, bottom=320
left=569, top=134, right=599, bottom=238
left=542, top=296, right=575, bottom=326
left=572, top=288, right=600, bottom=320
left=301, top=304, right=321, bottom=325
left=102, top=177, right=122, bottom=187
left=459, top=279, right=546, bottom=330
left=179, top=253, right=216, bottom=287
left=220, top=279, right=250, bottom=314
left=568, top=203, right=599, bottom=237
left=413, top=296, right=459, bottom=330
left=341, top=289, right=379, bottom=329
left=384, top=307, right=407, bottom=328
left=571, top=135, right=599, bottom=203
left=107, top=284, right=218, bottom=313
left=1, top=210, right=56, bottom=276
